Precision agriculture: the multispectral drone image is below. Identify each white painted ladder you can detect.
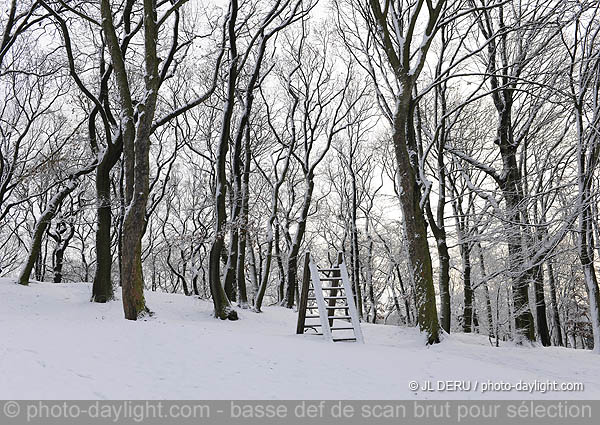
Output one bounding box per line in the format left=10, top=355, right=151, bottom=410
left=296, top=252, right=364, bottom=343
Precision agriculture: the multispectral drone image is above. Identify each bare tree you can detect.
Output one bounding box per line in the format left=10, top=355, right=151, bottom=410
left=561, top=2, right=600, bottom=353
left=337, top=0, right=446, bottom=343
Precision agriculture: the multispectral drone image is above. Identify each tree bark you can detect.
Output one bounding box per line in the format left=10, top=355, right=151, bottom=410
left=101, top=0, right=159, bottom=320
left=477, top=240, right=495, bottom=338
left=350, top=172, right=363, bottom=318
left=366, top=0, right=444, bottom=344
left=546, top=260, right=563, bottom=346
left=91, top=143, right=121, bottom=302
left=460, top=240, right=473, bottom=333
left=207, top=0, right=239, bottom=320
left=393, top=99, right=440, bottom=343
left=235, top=125, right=252, bottom=308
left=284, top=178, right=314, bottom=308
left=532, top=264, right=551, bottom=346
left=18, top=180, right=82, bottom=286
left=50, top=220, right=74, bottom=283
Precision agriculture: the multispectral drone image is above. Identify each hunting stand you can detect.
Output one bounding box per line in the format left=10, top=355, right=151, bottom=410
left=296, top=251, right=364, bottom=343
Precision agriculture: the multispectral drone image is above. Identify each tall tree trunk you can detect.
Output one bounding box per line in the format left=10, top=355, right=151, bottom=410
left=437, top=240, right=451, bottom=333
left=350, top=174, right=363, bottom=318
left=577, top=173, right=600, bottom=353
left=91, top=145, right=121, bottom=302
left=532, top=264, right=551, bottom=346
left=571, top=41, right=600, bottom=351
left=100, top=0, right=152, bottom=320
left=546, top=260, right=563, bottom=346
left=253, top=103, right=296, bottom=312
left=117, top=0, right=161, bottom=319
left=284, top=177, right=314, bottom=309
left=207, top=0, right=238, bottom=320
left=477, top=241, right=495, bottom=338
left=255, top=228, right=275, bottom=312
left=395, top=265, right=412, bottom=325
left=469, top=4, right=535, bottom=343
left=424, top=42, right=451, bottom=333
left=393, top=98, right=440, bottom=344
left=246, top=233, right=260, bottom=305
left=365, top=218, right=375, bottom=322
left=502, top=175, right=535, bottom=342
left=527, top=199, right=551, bottom=345
left=235, top=125, right=252, bottom=308
left=275, top=225, right=286, bottom=302
left=366, top=0, right=444, bottom=345
left=223, top=229, right=239, bottom=301
left=461, top=240, right=473, bottom=333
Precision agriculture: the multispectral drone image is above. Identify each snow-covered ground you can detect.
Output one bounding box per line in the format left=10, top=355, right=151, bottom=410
left=1, top=278, right=598, bottom=400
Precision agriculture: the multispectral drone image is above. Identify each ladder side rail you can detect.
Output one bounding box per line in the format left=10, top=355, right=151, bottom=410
left=339, top=255, right=365, bottom=343
left=296, top=252, right=312, bottom=334
left=309, top=256, right=333, bottom=342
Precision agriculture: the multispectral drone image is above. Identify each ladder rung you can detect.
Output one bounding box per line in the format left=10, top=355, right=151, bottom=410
left=304, top=325, right=354, bottom=330
left=308, top=297, right=346, bottom=300
left=321, top=286, right=344, bottom=290
left=307, top=297, right=346, bottom=301
left=333, top=337, right=357, bottom=342
left=328, top=315, right=351, bottom=319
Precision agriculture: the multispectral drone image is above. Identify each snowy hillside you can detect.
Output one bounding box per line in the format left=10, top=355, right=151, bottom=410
left=1, top=278, right=598, bottom=400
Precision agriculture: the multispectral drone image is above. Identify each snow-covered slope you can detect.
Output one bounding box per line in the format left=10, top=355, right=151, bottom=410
left=1, top=279, right=598, bottom=400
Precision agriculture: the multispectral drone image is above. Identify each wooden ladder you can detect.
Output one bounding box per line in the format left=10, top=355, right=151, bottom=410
left=296, top=251, right=364, bottom=343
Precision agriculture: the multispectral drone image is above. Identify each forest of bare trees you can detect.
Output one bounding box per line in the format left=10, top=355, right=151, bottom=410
left=1, top=0, right=600, bottom=351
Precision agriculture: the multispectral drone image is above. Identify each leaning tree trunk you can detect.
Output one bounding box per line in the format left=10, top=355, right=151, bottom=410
left=18, top=179, right=83, bottom=286
left=284, top=177, right=314, bottom=309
